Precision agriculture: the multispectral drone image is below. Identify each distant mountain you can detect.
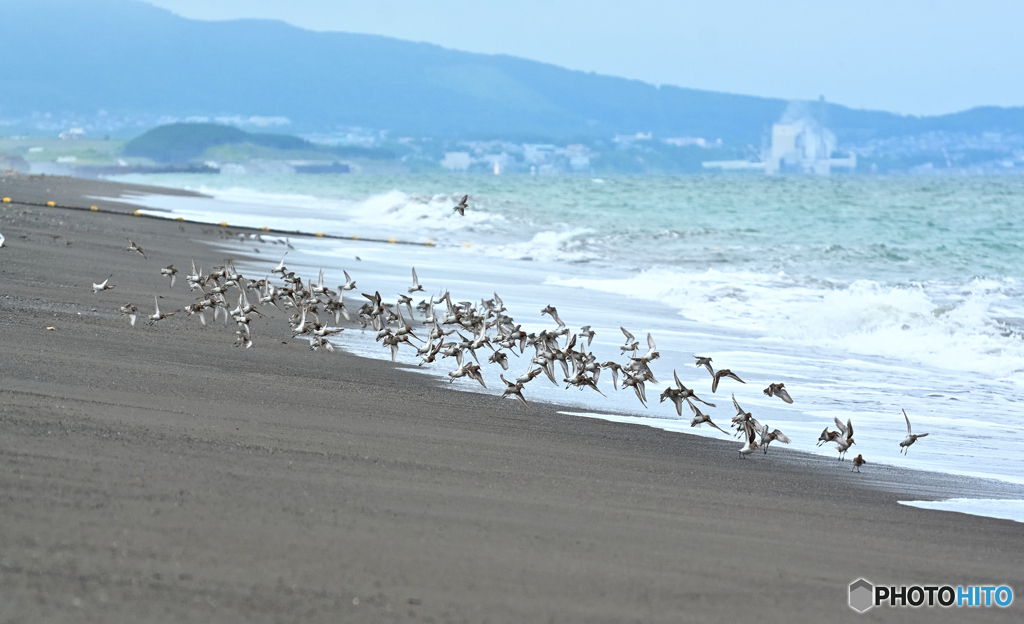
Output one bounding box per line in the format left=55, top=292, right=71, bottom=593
left=123, top=123, right=313, bottom=162
left=2, top=0, right=1024, bottom=145
left=123, top=122, right=396, bottom=162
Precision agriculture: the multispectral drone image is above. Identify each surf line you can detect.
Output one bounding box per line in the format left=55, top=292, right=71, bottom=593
left=1, top=196, right=443, bottom=248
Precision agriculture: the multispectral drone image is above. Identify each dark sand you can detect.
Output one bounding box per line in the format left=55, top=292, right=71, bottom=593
left=1, top=172, right=1022, bottom=622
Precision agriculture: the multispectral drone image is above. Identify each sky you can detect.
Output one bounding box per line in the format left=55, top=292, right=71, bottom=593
left=141, top=0, right=1024, bottom=116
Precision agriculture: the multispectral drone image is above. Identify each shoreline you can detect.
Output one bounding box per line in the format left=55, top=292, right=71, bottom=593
left=2, top=172, right=1023, bottom=622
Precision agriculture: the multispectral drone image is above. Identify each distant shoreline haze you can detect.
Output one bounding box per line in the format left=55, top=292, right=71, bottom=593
left=2, top=0, right=1024, bottom=146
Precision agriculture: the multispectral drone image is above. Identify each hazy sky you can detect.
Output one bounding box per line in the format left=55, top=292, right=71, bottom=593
left=143, top=0, right=1024, bottom=116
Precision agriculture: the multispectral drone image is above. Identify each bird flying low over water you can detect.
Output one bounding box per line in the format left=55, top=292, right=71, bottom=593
left=711, top=368, right=745, bottom=393
left=900, top=409, right=929, bottom=454
left=694, top=355, right=714, bottom=377
left=409, top=267, right=424, bottom=293
left=763, top=382, right=793, bottom=404
left=453, top=194, right=468, bottom=216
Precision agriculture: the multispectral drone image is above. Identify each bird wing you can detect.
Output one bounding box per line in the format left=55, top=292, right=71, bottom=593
left=620, top=326, right=634, bottom=342
left=834, top=417, right=847, bottom=436
left=647, top=333, right=656, bottom=351
left=774, top=431, right=791, bottom=444
left=726, top=371, right=745, bottom=383
left=673, top=369, right=683, bottom=390
left=731, top=393, right=743, bottom=415
left=777, top=387, right=794, bottom=403
left=846, top=419, right=854, bottom=440
left=711, top=372, right=720, bottom=394
left=708, top=420, right=729, bottom=435
left=903, top=409, right=912, bottom=435
left=153, top=295, right=160, bottom=315
left=412, top=267, right=419, bottom=287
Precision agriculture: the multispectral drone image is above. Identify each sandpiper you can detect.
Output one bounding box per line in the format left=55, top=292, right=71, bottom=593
left=899, top=409, right=929, bottom=454
left=126, top=238, right=146, bottom=258
left=763, top=382, right=794, bottom=404
left=711, top=368, right=745, bottom=393
left=161, top=265, right=178, bottom=288
left=92, top=275, right=116, bottom=293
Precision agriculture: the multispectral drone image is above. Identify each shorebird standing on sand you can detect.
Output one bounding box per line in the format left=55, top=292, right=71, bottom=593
left=900, top=409, right=929, bottom=454
left=852, top=454, right=866, bottom=472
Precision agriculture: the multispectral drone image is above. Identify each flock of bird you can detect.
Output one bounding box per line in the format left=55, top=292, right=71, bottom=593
left=70, top=220, right=934, bottom=472
left=0, top=192, right=931, bottom=471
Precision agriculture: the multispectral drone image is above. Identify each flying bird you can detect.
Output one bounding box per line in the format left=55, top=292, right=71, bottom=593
left=899, top=409, right=929, bottom=454
left=126, top=238, right=146, bottom=258
left=763, top=383, right=794, bottom=404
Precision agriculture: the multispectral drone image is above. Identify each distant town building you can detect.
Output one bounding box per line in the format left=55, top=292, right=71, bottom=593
left=59, top=128, right=85, bottom=140
left=702, top=119, right=856, bottom=174
left=764, top=122, right=855, bottom=174
left=663, top=137, right=717, bottom=148
left=440, top=151, right=471, bottom=171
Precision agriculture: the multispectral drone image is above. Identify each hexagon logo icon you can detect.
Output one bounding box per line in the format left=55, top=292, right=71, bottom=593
left=849, top=579, right=874, bottom=613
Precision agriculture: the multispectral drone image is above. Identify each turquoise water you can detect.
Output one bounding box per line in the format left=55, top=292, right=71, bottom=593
left=128, top=173, right=1024, bottom=283
left=114, top=172, right=1024, bottom=485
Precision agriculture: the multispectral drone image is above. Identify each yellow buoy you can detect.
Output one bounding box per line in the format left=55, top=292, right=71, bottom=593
left=133, top=210, right=142, bottom=216
left=424, top=240, right=435, bottom=247
left=219, top=222, right=228, bottom=227
left=2, top=197, right=10, bottom=203
left=175, top=216, right=184, bottom=221
left=47, top=201, right=55, bottom=207
left=261, top=226, right=270, bottom=231
left=350, top=235, right=360, bottom=240
left=315, top=232, right=324, bottom=237
left=388, top=237, right=397, bottom=244
left=90, top=205, right=98, bottom=211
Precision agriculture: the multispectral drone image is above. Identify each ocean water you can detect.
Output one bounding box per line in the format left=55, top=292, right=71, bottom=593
left=110, top=173, right=1024, bottom=500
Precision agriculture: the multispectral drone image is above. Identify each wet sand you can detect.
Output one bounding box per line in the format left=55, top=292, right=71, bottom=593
left=1, top=172, right=1022, bottom=622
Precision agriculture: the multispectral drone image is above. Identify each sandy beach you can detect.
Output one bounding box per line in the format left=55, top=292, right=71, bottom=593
left=1, top=171, right=1022, bottom=622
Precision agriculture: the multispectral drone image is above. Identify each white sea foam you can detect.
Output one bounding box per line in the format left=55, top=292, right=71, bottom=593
left=476, top=228, right=598, bottom=263
left=899, top=499, right=1024, bottom=524
left=126, top=187, right=501, bottom=242
left=548, top=268, right=1024, bottom=383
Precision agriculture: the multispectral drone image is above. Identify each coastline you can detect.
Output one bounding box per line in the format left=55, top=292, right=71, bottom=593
left=1, top=172, right=1022, bottom=622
